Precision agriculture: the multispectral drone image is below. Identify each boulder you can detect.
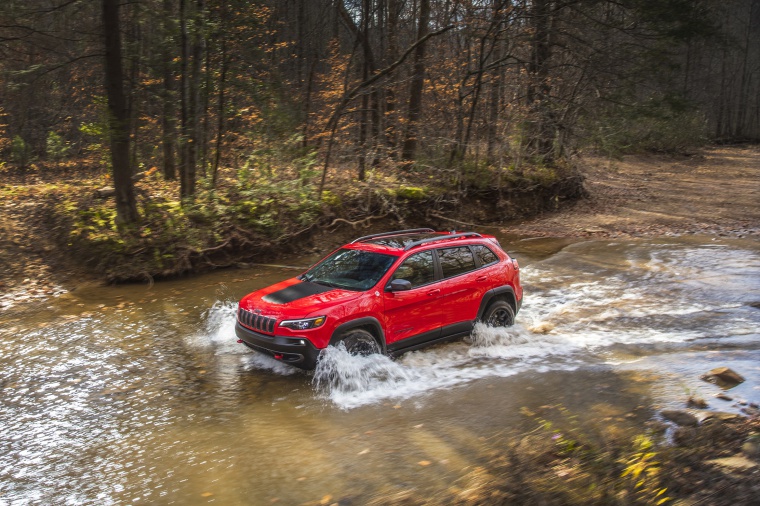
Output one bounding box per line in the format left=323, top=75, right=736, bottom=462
left=701, top=367, right=745, bottom=388
left=661, top=409, right=699, bottom=427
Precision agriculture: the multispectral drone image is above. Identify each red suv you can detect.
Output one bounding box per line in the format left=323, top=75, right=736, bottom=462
left=236, top=229, right=522, bottom=369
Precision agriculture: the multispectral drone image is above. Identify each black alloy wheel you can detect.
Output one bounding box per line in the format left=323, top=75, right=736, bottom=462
left=484, top=300, right=515, bottom=327
left=341, top=329, right=382, bottom=356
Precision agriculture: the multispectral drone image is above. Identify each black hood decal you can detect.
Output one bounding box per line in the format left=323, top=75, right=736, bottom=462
left=262, top=282, right=333, bottom=304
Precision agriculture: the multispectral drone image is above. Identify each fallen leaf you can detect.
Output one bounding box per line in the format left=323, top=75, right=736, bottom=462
left=418, top=460, right=431, bottom=466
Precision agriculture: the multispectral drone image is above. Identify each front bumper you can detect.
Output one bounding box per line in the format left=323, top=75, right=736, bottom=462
left=235, top=322, right=321, bottom=370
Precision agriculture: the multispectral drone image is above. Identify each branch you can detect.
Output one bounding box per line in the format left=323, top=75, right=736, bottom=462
left=325, top=24, right=455, bottom=133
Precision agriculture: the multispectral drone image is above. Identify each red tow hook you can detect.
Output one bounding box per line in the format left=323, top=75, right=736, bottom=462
left=237, top=339, right=243, bottom=343
left=273, top=354, right=284, bottom=360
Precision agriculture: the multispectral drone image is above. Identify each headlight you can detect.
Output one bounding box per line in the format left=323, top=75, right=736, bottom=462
left=279, top=316, right=326, bottom=331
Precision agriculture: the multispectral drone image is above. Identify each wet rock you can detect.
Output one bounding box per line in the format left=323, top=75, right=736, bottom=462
left=645, top=420, right=670, bottom=435
left=673, top=426, right=699, bottom=446
left=742, top=436, right=760, bottom=459
left=715, top=392, right=734, bottom=401
left=687, top=396, right=708, bottom=409
left=695, top=411, right=743, bottom=424
left=701, top=367, right=746, bottom=389
left=661, top=409, right=699, bottom=427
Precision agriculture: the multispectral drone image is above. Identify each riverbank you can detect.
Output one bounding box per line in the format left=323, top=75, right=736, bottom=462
left=0, top=145, right=760, bottom=307
left=508, top=145, right=760, bottom=240
left=1, top=155, right=586, bottom=305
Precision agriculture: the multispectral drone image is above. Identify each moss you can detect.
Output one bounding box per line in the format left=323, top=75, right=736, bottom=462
left=395, top=186, right=427, bottom=200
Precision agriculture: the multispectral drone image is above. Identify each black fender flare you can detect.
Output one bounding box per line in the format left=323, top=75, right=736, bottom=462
left=476, top=286, right=519, bottom=321
left=328, top=317, right=387, bottom=353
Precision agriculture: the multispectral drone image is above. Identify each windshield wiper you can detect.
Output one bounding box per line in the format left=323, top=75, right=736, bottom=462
left=311, top=279, right=338, bottom=288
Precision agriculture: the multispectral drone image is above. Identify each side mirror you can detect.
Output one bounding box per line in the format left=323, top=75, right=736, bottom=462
left=387, top=279, right=412, bottom=292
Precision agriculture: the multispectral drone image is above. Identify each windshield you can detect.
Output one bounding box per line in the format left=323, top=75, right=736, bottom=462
left=302, top=248, right=397, bottom=291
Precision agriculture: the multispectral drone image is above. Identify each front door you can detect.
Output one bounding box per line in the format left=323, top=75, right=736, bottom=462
left=382, top=250, right=443, bottom=346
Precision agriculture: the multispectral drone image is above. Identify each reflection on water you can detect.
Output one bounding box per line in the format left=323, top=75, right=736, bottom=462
left=1, top=236, right=759, bottom=504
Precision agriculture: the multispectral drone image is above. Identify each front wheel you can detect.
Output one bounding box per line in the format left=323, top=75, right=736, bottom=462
left=482, top=300, right=515, bottom=328
left=340, top=329, right=381, bottom=356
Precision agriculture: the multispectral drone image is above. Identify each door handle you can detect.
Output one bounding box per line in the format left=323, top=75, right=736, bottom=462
left=476, top=276, right=487, bottom=282
left=427, top=289, right=441, bottom=296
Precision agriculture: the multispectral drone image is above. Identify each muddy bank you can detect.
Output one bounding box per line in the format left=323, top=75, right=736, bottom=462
left=509, top=145, right=760, bottom=240
left=1, top=161, right=584, bottom=300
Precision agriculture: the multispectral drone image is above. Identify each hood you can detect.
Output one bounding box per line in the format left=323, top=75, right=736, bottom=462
left=239, top=278, right=363, bottom=317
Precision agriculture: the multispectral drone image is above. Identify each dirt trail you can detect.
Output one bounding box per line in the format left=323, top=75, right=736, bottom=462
left=510, top=145, right=760, bottom=240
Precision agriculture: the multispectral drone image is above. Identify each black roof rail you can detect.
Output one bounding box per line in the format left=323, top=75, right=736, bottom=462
left=404, top=232, right=482, bottom=250
left=351, top=228, right=435, bottom=244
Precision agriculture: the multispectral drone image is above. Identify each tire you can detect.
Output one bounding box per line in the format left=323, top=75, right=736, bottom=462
left=340, top=328, right=381, bottom=356
left=482, top=300, right=515, bottom=328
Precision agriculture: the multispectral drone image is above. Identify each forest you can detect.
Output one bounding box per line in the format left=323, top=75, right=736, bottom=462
left=1, top=0, right=759, bottom=281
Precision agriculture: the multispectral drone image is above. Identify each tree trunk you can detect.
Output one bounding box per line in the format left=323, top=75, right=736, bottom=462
left=526, top=0, right=554, bottom=160
left=357, top=0, right=371, bottom=181
left=400, top=0, right=430, bottom=169
left=102, top=0, right=139, bottom=225
left=161, top=0, right=177, bottom=180
left=385, top=0, right=400, bottom=159
left=212, top=33, right=227, bottom=187
left=179, top=0, right=191, bottom=197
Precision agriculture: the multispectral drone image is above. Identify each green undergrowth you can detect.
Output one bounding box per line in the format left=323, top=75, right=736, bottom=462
left=26, top=156, right=583, bottom=282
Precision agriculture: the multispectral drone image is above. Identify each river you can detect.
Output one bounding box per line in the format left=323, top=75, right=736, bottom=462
left=1, top=234, right=759, bottom=504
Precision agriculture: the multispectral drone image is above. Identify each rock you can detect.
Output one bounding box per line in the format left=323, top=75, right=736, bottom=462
left=708, top=454, right=758, bottom=471
left=687, top=396, right=708, bottom=409
left=742, top=436, right=760, bottom=459
left=714, top=392, right=734, bottom=401
left=645, top=420, right=670, bottom=434
left=94, top=186, right=115, bottom=198
left=661, top=409, right=699, bottom=426
left=701, top=367, right=746, bottom=388
left=695, top=411, right=743, bottom=424
left=673, top=426, right=698, bottom=446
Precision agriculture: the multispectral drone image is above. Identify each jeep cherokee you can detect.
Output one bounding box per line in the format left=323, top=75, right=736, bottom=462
left=235, top=228, right=522, bottom=369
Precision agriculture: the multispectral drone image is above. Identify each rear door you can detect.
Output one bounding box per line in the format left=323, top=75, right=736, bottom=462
left=436, top=245, right=488, bottom=332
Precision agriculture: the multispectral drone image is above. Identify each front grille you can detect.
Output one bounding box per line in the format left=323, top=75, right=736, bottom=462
left=238, top=308, right=276, bottom=333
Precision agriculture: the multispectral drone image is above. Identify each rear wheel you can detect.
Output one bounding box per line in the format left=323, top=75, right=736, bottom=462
left=340, top=329, right=381, bottom=356
left=482, top=300, right=515, bottom=327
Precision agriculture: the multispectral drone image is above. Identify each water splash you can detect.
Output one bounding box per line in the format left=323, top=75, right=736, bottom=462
left=204, top=240, right=760, bottom=409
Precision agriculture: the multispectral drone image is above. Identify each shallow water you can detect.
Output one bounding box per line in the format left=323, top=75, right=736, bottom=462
left=1, top=235, right=759, bottom=504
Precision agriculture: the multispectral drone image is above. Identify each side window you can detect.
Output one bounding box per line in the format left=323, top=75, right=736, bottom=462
left=391, top=251, right=435, bottom=288
left=438, top=246, right=476, bottom=278
left=472, top=244, right=498, bottom=266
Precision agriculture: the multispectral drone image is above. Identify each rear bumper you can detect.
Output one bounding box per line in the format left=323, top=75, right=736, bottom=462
left=235, top=322, right=321, bottom=370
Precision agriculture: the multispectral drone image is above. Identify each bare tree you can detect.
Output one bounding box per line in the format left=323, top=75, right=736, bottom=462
left=102, top=0, right=139, bottom=225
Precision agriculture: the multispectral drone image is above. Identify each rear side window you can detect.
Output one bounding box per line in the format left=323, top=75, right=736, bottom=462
left=438, top=246, right=476, bottom=278
left=472, top=245, right=498, bottom=266
left=391, top=251, right=435, bottom=288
